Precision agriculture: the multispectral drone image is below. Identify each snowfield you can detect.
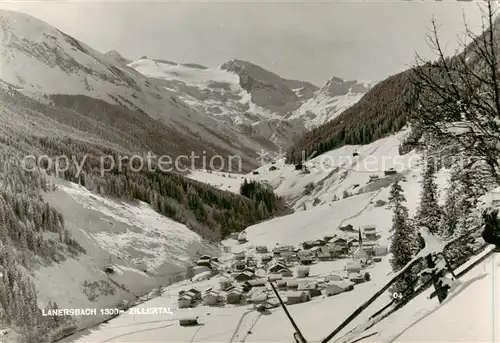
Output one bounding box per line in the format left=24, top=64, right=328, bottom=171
left=288, top=91, right=364, bottom=129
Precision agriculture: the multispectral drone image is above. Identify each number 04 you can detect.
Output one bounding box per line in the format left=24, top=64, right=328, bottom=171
left=392, top=292, right=402, bottom=299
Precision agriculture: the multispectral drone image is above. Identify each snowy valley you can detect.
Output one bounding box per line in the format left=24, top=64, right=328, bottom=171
left=0, top=4, right=500, bottom=343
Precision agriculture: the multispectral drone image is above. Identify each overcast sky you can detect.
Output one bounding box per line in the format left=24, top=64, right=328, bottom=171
left=0, top=0, right=488, bottom=86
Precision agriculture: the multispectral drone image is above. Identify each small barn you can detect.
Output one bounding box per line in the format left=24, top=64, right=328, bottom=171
left=178, top=295, right=192, bottom=309
left=295, top=163, right=303, bottom=171
left=226, top=290, right=243, bottom=304
left=345, top=260, right=362, bottom=274
left=256, top=245, right=268, bottom=253
left=179, top=317, right=199, bottom=326
left=256, top=299, right=279, bottom=312
left=325, top=274, right=343, bottom=282
left=297, top=283, right=321, bottom=298
left=219, top=278, right=232, bottom=291
left=299, top=256, right=313, bottom=265
left=247, top=279, right=267, bottom=288
left=250, top=293, right=268, bottom=304
left=268, top=263, right=288, bottom=274
left=196, top=259, right=211, bottom=268
left=286, top=279, right=301, bottom=289
left=374, top=245, right=388, bottom=256
left=324, top=280, right=354, bottom=296
left=384, top=168, right=397, bottom=176
left=202, top=291, right=222, bottom=306
left=348, top=273, right=365, bottom=284
left=185, top=289, right=201, bottom=300
left=260, top=253, right=273, bottom=264
left=238, top=231, right=248, bottom=244
left=234, top=271, right=255, bottom=282
left=235, top=252, right=246, bottom=260
left=280, top=268, right=293, bottom=277
left=296, top=266, right=310, bottom=278
left=286, top=291, right=309, bottom=305
left=339, top=224, right=354, bottom=232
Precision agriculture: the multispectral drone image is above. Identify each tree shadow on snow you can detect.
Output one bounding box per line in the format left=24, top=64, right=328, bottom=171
left=386, top=273, right=489, bottom=343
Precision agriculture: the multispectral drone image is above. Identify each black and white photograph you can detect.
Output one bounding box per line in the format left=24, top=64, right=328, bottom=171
left=0, top=0, right=499, bottom=342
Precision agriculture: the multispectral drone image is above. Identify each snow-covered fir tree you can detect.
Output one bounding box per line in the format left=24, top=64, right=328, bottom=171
left=416, top=156, right=443, bottom=235
left=388, top=181, right=418, bottom=294
left=441, top=158, right=492, bottom=262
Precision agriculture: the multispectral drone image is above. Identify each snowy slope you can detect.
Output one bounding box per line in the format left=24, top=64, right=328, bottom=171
left=61, top=258, right=393, bottom=343
left=126, top=57, right=306, bottom=149
left=35, top=179, right=216, bottom=331
left=55, top=246, right=500, bottom=343
left=187, top=130, right=430, bottom=213
left=232, top=191, right=392, bottom=248
left=59, top=213, right=500, bottom=343
left=0, top=10, right=293, bottom=167
left=289, top=91, right=365, bottom=129
left=288, top=77, right=373, bottom=129
left=59, top=184, right=397, bottom=342
left=352, top=249, right=500, bottom=343
left=58, top=127, right=498, bottom=343
left=0, top=9, right=369, bottom=170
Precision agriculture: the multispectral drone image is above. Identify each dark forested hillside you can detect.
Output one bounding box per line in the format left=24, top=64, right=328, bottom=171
left=1, top=88, right=289, bottom=242
left=0, top=81, right=291, bottom=341
left=286, top=70, right=414, bottom=163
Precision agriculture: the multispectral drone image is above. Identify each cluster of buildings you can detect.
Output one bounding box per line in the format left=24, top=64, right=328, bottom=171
left=177, top=237, right=377, bottom=310
left=298, top=225, right=388, bottom=262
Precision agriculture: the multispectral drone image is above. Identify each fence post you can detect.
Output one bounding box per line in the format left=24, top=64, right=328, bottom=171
left=426, top=253, right=448, bottom=303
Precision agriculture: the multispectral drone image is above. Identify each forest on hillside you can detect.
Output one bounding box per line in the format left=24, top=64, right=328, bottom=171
left=0, top=86, right=290, bottom=342
left=286, top=70, right=414, bottom=163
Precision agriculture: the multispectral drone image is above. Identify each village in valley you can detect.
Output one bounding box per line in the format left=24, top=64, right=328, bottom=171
left=175, top=224, right=389, bottom=326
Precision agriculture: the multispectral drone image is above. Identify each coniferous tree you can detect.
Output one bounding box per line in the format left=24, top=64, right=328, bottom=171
left=415, top=156, right=443, bottom=235
left=442, top=161, right=485, bottom=262
left=388, top=181, right=418, bottom=295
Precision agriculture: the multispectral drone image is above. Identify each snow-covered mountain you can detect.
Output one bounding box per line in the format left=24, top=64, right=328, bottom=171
left=5, top=7, right=492, bottom=343
left=0, top=9, right=369, bottom=170
left=220, top=59, right=319, bottom=113
left=288, top=76, right=374, bottom=129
